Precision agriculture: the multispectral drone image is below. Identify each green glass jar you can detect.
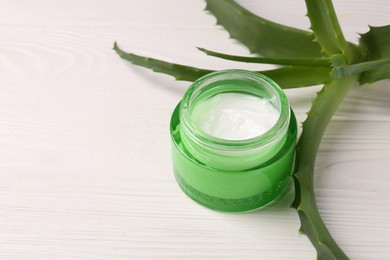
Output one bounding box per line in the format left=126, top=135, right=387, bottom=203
left=170, top=70, right=297, bottom=212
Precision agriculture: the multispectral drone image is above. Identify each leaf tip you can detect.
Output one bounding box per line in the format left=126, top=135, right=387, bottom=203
left=196, top=47, right=207, bottom=54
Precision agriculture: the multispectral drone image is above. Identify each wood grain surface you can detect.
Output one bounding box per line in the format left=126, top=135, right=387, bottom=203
left=0, top=0, right=389, bottom=259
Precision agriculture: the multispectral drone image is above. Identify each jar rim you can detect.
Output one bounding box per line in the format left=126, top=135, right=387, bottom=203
left=179, top=69, right=290, bottom=151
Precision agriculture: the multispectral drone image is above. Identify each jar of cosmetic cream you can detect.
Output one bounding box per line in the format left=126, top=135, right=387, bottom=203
left=170, top=70, right=297, bottom=212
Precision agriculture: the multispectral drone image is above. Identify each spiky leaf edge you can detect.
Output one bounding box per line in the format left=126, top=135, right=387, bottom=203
left=359, top=25, right=390, bottom=83
left=305, top=0, right=354, bottom=62
left=113, top=42, right=332, bottom=89
left=205, top=0, right=324, bottom=59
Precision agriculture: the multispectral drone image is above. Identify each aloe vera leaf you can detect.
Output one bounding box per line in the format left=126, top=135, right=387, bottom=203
left=261, top=66, right=332, bottom=88
left=197, top=47, right=331, bottom=66
left=114, top=42, right=331, bottom=88
left=293, top=75, right=358, bottom=260
left=359, top=25, right=390, bottom=84
left=305, top=0, right=353, bottom=62
left=332, top=58, right=390, bottom=78
left=205, top=0, right=323, bottom=59
left=113, top=42, right=213, bottom=81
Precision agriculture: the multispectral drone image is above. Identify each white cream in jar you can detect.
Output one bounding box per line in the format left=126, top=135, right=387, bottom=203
left=191, top=92, right=279, bottom=140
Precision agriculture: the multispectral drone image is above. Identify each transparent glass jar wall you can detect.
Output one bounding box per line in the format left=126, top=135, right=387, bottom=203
left=170, top=70, right=297, bottom=212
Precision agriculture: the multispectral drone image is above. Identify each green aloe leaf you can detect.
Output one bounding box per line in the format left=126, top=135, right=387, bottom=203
left=114, top=42, right=331, bottom=88
left=332, top=58, right=390, bottom=78
left=261, top=66, right=332, bottom=88
left=293, top=75, right=358, bottom=260
left=205, top=0, right=323, bottom=58
left=113, top=42, right=213, bottom=81
left=305, top=0, right=353, bottom=62
left=197, top=47, right=331, bottom=66
left=359, top=25, right=390, bottom=84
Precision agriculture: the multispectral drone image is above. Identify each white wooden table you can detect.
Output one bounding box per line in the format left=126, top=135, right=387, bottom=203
left=1, top=0, right=389, bottom=259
